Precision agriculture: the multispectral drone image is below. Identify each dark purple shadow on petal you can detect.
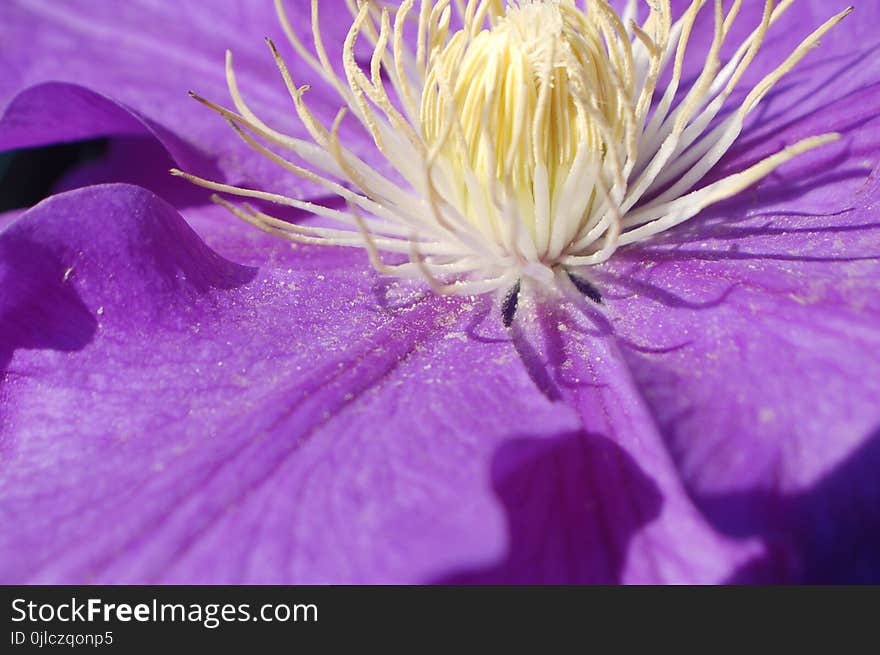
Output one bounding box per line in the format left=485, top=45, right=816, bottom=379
left=547, top=295, right=697, bottom=365
left=0, top=237, right=97, bottom=374
left=643, top=46, right=880, bottom=207
left=485, top=293, right=696, bottom=403
left=743, top=86, right=880, bottom=163
left=0, top=183, right=256, bottom=376
left=370, top=277, right=429, bottom=312
left=643, top=151, right=871, bottom=242
left=621, top=240, right=879, bottom=265
left=634, top=245, right=880, bottom=265
left=746, top=40, right=880, bottom=115
left=708, top=156, right=870, bottom=217
left=535, top=304, right=611, bottom=393
left=637, top=20, right=880, bottom=155
left=594, top=271, right=739, bottom=312
left=734, top=50, right=880, bottom=153
left=658, top=208, right=880, bottom=242
left=609, top=165, right=880, bottom=267
left=463, top=295, right=608, bottom=401
left=509, top=322, right=563, bottom=402
left=513, top=300, right=690, bottom=406
left=435, top=431, right=662, bottom=584
left=420, top=293, right=568, bottom=401
left=697, top=429, right=880, bottom=584
left=465, top=295, right=510, bottom=345
left=649, top=38, right=880, bottom=181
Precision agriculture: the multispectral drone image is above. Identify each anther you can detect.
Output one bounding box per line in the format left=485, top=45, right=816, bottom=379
left=566, top=271, right=603, bottom=305
left=501, top=279, right=522, bottom=327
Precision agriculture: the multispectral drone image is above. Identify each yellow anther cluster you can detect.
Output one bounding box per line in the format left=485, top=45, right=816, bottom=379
left=420, top=1, right=632, bottom=243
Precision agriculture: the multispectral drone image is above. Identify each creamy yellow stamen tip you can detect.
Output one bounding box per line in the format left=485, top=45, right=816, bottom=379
left=421, top=1, right=628, bottom=252
left=180, top=0, right=852, bottom=306
left=423, top=2, right=623, bottom=190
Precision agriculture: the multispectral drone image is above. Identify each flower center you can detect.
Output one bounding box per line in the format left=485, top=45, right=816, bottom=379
left=421, top=1, right=623, bottom=226
left=420, top=3, right=622, bottom=193
left=175, top=0, right=851, bottom=308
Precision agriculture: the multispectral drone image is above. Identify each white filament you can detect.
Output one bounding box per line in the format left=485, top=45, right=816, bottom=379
left=173, top=0, right=851, bottom=298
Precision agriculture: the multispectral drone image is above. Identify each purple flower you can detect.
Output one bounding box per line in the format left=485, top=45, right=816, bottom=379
left=1, top=0, right=878, bottom=584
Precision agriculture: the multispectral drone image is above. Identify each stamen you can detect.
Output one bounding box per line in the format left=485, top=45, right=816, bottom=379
left=566, top=271, right=603, bottom=305
left=179, top=0, right=851, bottom=309
left=502, top=279, right=522, bottom=327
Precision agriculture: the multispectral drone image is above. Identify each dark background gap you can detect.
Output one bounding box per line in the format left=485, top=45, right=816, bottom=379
left=0, top=139, right=108, bottom=212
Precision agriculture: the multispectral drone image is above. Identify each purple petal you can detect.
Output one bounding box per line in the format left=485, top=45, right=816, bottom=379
left=440, top=0, right=880, bottom=582
left=439, top=299, right=763, bottom=584
left=1, top=183, right=775, bottom=584
left=0, top=83, right=219, bottom=178
left=0, top=183, right=595, bottom=584
left=0, top=209, right=24, bottom=233
left=0, top=1, right=366, bottom=192
left=596, top=88, right=880, bottom=581
left=3, top=0, right=870, bottom=197
left=607, top=253, right=880, bottom=580
left=668, top=0, right=877, bottom=86
left=51, top=135, right=214, bottom=211
left=2, top=0, right=878, bottom=585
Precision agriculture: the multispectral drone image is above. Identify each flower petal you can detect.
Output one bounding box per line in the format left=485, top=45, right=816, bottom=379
left=0, top=209, right=24, bottom=233
left=51, top=135, right=215, bottom=212
left=0, top=0, right=364, bottom=193
left=3, top=0, right=877, bottom=585
left=0, top=83, right=222, bottom=184
left=0, top=183, right=591, bottom=584
left=437, top=297, right=765, bottom=584
left=466, top=3, right=880, bottom=581
left=599, top=111, right=880, bottom=581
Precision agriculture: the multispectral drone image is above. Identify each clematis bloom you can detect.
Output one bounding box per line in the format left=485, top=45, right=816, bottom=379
left=0, top=0, right=879, bottom=584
